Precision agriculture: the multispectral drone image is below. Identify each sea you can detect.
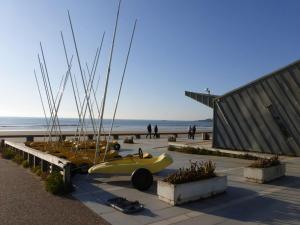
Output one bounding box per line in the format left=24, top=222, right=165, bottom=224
left=0, top=117, right=212, bottom=132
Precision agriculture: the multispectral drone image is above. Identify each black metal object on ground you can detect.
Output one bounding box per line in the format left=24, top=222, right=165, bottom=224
left=106, top=197, right=144, bottom=214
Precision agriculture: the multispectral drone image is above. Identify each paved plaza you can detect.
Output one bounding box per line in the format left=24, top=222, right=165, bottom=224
left=72, top=137, right=300, bottom=225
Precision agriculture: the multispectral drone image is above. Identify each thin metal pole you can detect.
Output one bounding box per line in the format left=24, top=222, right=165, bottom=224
left=85, top=64, right=106, bottom=139
left=83, top=32, right=105, bottom=133
left=95, top=0, right=122, bottom=163
left=86, top=64, right=101, bottom=118
left=86, top=32, right=106, bottom=128
left=81, top=51, right=99, bottom=133
left=38, top=54, right=55, bottom=142
left=51, top=73, right=66, bottom=137
left=81, top=69, right=97, bottom=140
left=40, top=42, right=63, bottom=139
left=84, top=67, right=101, bottom=141
left=68, top=10, right=96, bottom=138
left=103, top=19, right=137, bottom=162
left=72, top=71, right=89, bottom=144
left=60, top=31, right=83, bottom=143
left=34, top=70, right=50, bottom=134
left=38, top=55, right=52, bottom=112
left=39, top=44, right=59, bottom=136
left=49, top=56, right=74, bottom=137
left=75, top=31, right=105, bottom=140
left=74, top=48, right=99, bottom=138
left=73, top=73, right=82, bottom=112
left=54, top=73, right=65, bottom=108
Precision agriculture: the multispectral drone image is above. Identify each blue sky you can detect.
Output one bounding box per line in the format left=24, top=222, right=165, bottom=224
left=1, top=0, right=300, bottom=120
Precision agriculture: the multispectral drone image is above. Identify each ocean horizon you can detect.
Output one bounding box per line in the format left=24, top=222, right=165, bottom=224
left=0, top=116, right=213, bottom=132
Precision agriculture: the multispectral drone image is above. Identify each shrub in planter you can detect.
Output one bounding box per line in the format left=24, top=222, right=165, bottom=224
left=158, top=160, right=227, bottom=205
left=22, top=160, right=30, bottom=168
left=164, top=160, right=216, bottom=184
left=167, top=146, right=260, bottom=160
left=168, top=136, right=176, bottom=142
left=13, top=154, right=24, bottom=164
left=45, top=171, right=65, bottom=195
left=168, top=145, right=176, bottom=151
left=249, top=155, right=280, bottom=168
left=2, top=148, right=15, bottom=159
left=123, top=137, right=134, bottom=144
left=244, top=155, right=285, bottom=183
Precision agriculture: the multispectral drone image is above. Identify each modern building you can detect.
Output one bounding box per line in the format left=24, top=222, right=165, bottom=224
left=186, top=60, right=300, bottom=156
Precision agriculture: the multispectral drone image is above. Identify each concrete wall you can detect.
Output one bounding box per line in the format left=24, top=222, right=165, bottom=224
left=213, top=60, right=300, bottom=156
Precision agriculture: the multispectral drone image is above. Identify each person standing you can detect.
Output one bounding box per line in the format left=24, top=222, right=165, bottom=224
left=146, top=124, right=152, bottom=139
left=192, top=125, right=196, bottom=140
left=154, top=125, right=158, bottom=138
left=188, top=125, right=192, bottom=139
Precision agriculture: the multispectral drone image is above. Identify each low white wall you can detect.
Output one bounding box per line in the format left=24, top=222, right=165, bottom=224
left=157, top=176, right=227, bottom=206
left=244, top=164, right=285, bottom=183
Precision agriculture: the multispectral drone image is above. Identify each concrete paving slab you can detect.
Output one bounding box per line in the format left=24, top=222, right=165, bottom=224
left=76, top=193, right=115, bottom=215
left=71, top=137, right=300, bottom=225
left=101, top=211, right=142, bottom=225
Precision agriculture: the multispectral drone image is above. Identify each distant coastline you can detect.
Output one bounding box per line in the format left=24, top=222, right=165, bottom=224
left=196, top=118, right=213, bottom=122
left=0, top=117, right=213, bottom=132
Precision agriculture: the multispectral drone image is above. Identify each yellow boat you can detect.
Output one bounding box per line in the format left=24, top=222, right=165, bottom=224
left=88, top=152, right=173, bottom=174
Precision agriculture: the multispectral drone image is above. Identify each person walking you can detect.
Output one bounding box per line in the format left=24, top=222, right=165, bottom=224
left=188, top=125, right=192, bottom=139
left=154, top=125, right=158, bottom=138
left=146, top=124, right=152, bottom=139
left=192, top=125, right=196, bottom=140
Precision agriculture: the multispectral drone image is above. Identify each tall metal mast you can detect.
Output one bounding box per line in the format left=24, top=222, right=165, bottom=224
left=48, top=57, right=74, bottom=137
left=61, top=31, right=84, bottom=143
left=103, top=19, right=137, bottom=162
left=38, top=54, right=55, bottom=141
left=34, top=70, right=50, bottom=136
left=74, top=47, right=99, bottom=138
left=40, top=43, right=63, bottom=139
left=94, top=0, right=122, bottom=163
left=68, top=10, right=96, bottom=138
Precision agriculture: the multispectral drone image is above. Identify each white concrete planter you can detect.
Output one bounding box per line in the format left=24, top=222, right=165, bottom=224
left=244, top=163, right=285, bottom=183
left=157, top=176, right=227, bottom=206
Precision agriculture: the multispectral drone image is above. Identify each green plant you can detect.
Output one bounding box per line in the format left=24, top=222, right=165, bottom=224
left=40, top=172, right=49, bottom=180
left=22, top=160, right=30, bottom=168
left=31, top=165, right=40, bottom=173
left=168, top=145, right=176, bottom=151
left=168, top=146, right=261, bottom=160
left=13, top=154, right=24, bottom=164
left=1, top=148, right=15, bottom=159
left=45, top=171, right=66, bottom=195
left=123, top=137, right=134, bottom=144
left=164, top=160, right=216, bottom=184
left=32, top=166, right=42, bottom=176
left=249, top=155, right=281, bottom=168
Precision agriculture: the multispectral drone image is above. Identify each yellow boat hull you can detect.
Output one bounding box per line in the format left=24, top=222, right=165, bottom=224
left=88, top=153, right=173, bottom=174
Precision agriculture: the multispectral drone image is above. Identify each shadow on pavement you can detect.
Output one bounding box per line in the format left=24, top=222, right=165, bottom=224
left=180, top=185, right=300, bottom=225
left=72, top=174, right=159, bottom=218
left=265, top=175, right=300, bottom=189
